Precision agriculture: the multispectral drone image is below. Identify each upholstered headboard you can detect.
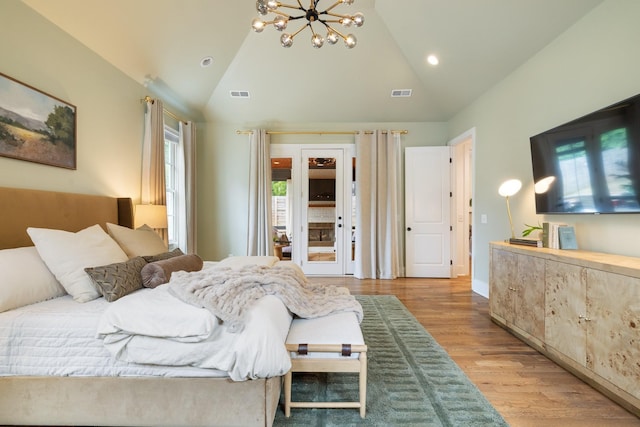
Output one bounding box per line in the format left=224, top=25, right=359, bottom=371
left=0, top=186, right=133, bottom=250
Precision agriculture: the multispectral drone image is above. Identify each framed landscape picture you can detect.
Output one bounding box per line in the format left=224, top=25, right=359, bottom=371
left=0, top=72, right=76, bottom=169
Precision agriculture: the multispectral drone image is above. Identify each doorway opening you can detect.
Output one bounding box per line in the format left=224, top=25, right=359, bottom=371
left=449, top=128, right=475, bottom=279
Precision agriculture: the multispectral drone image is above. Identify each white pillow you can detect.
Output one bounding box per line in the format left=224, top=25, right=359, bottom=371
left=27, top=225, right=129, bottom=302
left=106, top=222, right=168, bottom=258
left=0, top=246, right=66, bottom=312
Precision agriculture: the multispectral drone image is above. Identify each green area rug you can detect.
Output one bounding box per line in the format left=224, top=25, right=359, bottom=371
left=274, top=295, right=508, bottom=426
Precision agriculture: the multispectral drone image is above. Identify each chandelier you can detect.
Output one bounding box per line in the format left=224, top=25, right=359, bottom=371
left=252, top=0, right=365, bottom=49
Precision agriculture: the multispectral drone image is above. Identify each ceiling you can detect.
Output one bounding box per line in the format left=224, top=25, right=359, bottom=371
left=21, top=0, right=603, bottom=124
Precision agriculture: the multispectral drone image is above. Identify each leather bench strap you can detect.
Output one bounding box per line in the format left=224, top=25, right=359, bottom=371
left=341, top=344, right=352, bottom=356
left=296, top=344, right=308, bottom=355
left=294, top=343, right=353, bottom=356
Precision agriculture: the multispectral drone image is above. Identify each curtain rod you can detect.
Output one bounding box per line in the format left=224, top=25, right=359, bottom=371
left=141, top=96, right=188, bottom=124
left=236, top=130, right=408, bottom=136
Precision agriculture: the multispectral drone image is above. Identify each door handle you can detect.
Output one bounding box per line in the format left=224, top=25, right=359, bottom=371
left=407, top=227, right=412, bottom=231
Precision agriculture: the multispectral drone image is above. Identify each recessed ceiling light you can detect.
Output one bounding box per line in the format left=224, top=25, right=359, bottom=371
left=427, top=55, right=439, bottom=66
left=200, top=56, right=214, bottom=67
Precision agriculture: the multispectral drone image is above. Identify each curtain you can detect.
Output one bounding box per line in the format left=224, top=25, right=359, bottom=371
left=142, top=99, right=167, bottom=244
left=247, top=130, right=273, bottom=256
left=177, top=121, right=197, bottom=254
left=354, top=130, right=402, bottom=279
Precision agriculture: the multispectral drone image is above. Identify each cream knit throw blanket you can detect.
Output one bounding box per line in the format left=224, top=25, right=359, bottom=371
left=168, top=264, right=363, bottom=332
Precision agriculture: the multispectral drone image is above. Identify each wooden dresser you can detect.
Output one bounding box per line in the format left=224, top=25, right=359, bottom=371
left=489, top=241, right=640, bottom=416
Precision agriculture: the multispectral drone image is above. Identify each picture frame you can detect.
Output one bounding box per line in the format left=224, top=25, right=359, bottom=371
left=0, top=72, right=76, bottom=169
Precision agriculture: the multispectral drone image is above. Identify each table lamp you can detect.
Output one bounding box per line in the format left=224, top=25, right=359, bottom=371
left=134, top=204, right=168, bottom=230
left=498, top=179, right=522, bottom=239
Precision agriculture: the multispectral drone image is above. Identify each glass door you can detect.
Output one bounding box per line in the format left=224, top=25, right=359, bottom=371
left=301, top=149, right=344, bottom=275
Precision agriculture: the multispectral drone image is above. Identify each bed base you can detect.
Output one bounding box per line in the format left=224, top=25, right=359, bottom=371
left=0, top=376, right=281, bottom=426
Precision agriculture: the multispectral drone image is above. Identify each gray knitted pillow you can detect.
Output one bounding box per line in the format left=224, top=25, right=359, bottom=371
left=85, top=257, right=147, bottom=302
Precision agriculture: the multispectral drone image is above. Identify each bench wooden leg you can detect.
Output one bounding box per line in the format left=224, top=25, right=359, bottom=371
left=284, top=343, right=367, bottom=418
left=284, top=370, right=292, bottom=417
left=285, top=353, right=367, bottom=418
left=359, top=352, right=367, bottom=418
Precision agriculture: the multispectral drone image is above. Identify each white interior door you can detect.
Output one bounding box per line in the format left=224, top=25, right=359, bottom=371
left=300, top=149, right=345, bottom=275
left=405, top=146, right=452, bottom=277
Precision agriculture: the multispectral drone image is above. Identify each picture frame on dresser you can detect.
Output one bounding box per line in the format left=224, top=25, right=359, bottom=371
left=0, top=72, right=76, bottom=169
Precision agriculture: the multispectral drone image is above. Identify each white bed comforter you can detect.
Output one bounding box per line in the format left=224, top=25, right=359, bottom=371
left=96, top=284, right=293, bottom=381
left=0, top=295, right=227, bottom=378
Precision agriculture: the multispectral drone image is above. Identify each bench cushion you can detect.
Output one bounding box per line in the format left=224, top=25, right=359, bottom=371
left=286, top=311, right=364, bottom=359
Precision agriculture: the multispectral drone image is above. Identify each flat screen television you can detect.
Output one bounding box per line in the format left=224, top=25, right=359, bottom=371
left=529, top=93, right=640, bottom=214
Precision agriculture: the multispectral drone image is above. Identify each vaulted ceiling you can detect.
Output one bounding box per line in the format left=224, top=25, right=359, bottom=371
left=21, top=0, right=603, bottom=123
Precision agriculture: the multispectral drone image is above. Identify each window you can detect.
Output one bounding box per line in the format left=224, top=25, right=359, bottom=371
left=556, top=138, right=594, bottom=211
left=164, top=124, right=180, bottom=248
left=600, top=128, right=636, bottom=206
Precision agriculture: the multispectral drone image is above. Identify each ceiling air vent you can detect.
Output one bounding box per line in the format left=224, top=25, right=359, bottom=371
left=391, top=89, right=412, bottom=98
left=230, top=90, right=250, bottom=98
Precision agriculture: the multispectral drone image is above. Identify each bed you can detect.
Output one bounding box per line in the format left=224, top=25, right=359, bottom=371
left=0, top=186, right=286, bottom=427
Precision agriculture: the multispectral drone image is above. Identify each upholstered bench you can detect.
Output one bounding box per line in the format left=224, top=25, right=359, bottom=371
left=283, top=311, right=367, bottom=418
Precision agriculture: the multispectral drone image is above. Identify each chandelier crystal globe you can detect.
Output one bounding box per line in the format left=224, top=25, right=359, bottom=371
left=252, top=0, right=365, bottom=49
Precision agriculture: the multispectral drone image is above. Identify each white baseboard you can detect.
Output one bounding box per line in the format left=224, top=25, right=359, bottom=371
left=472, top=278, right=489, bottom=299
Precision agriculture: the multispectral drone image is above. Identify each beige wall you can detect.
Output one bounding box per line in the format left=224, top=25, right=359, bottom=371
left=449, top=0, right=640, bottom=295
left=0, top=1, right=148, bottom=199
left=197, top=122, right=448, bottom=260
left=1, top=0, right=201, bottom=223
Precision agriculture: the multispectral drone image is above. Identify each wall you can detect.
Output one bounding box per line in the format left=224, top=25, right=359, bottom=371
left=0, top=1, right=144, bottom=200
left=448, top=0, right=640, bottom=296
left=197, top=121, right=448, bottom=261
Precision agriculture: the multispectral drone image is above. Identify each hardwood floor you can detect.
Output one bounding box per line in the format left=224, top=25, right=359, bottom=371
left=308, top=275, right=640, bottom=427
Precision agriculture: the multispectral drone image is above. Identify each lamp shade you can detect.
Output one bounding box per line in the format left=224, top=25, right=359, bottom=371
left=498, top=179, right=522, bottom=197
left=134, top=204, right=168, bottom=229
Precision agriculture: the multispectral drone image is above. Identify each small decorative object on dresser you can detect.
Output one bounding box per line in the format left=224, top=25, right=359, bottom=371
left=511, top=223, right=543, bottom=247
left=509, top=237, right=543, bottom=247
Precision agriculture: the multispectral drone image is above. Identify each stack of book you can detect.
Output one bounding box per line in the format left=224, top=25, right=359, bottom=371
left=508, top=237, right=543, bottom=247
left=542, top=222, right=577, bottom=249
